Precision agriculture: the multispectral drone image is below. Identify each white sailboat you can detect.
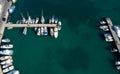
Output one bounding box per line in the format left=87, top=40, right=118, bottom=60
left=54, top=17, right=58, bottom=24
left=27, top=12, right=32, bottom=24
left=34, top=27, right=37, bottom=32
left=2, top=63, right=13, bottom=69
left=41, top=27, right=44, bottom=35
left=1, top=59, right=13, bottom=65
left=0, top=50, right=13, bottom=55
left=7, top=70, right=20, bottom=74
left=3, top=68, right=9, bottom=73
left=0, top=44, right=13, bottom=49
left=51, top=15, right=55, bottom=24
left=49, top=19, right=52, bottom=24
left=20, top=13, right=26, bottom=24
left=57, top=21, right=62, bottom=30
left=8, top=65, right=14, bottom=71
left=41, top=10, right=45, bottom=24
left=54, top=27, right=58, bottom=38
left=104, top=33, right=113, bottom=42
left=100, top=20, right=106, bottom=25
left=0, top=56, right=12, bottom=61
left=50, top=28, right=54, bottom=36
left=23, top=27, right=27, bottom=35
left=113, top=26, right=120, bottom=38
left=35, top=17, right=39, bottom=24
left=37, top=28, right=41, bottom=36
left=12, top=0, right=17, bottom=4
left=43, top=27, right=48, bottom=35
left=2, top=38, right=10, bottom=43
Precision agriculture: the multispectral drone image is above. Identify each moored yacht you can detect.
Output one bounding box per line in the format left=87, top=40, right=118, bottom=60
left=34, top=27, right=37, bottom=32
left=50, top=28, right=54, bottom=36
left=3, top=68, right=9, bottom=73
left=7, top=70, right=20, bottom=74
left=0, top=50, right=13, bottom=55
left=115, top=61, right=120, bottom=65
left=35, top=17, right=39, bottom=24
left=0, top=56, right=12, bottom=60
left=32, top=19, right=35, bottom=24
left=16, top=20, right=21, bottom=24
left=28, top=16, right=32, bottom=24
left=99, top=25, right=109, bottom=31
left=51, top=16, right=55, bottom=24
left=12, top=0, right=17, bottom=4
left=43, top=27, right=48, bottom=35
left=116, top=66, right=120, bottom=70
left=0, top=44, right=13, bottom=49
left=54, top=17, right=58, bottom=24
left=100, top=20, right=106, bottom=25
left=2, top=63, right=13, bottom=69
left=7, top=22, right=13, bottom=30
left=8, top=65, right=14, bottom=71
left=3, top=65, right=14, bottom=73
left=27, top=12, right=32, bottom=24
left=22, top=27, right=27, bottom=35
left=49, top=19, right=52, bottom=24
left=41, top=16, right=45, bottom=24
left=2, top=38, right=10, bottom=43
left=9, top=5, right=16, bottom=14
left=20, top=13, right=26, bottom=24
left=113, top=26, right=120, bottom=38
left=41, top=27, right=44, bottom=35
left=104, top=33, right=113, bottom=42
left=1, top=59, right=13, bottom=65
left=54, top=27, right=58, bottom=38
left=111, top=48, right=118, bottom=52
left=37, top=28, right=41, bottom=36
left=57, top=21, right=62, bottom=30
left=41, top=10, right=45, bottom=24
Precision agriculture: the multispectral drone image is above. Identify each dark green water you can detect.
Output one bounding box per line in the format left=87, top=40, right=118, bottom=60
left=3, top=0, right=120, bottom=74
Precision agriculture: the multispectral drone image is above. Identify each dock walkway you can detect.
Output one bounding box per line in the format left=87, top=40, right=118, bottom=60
left=0, top=0, right=12, bottom=74
left=106, top=18, right=120, bottom=53
left=5, top=24, right=57, bottom=28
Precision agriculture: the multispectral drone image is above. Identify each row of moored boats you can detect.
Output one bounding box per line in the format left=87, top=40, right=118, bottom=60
left=99, top=20, right=120, bottom=42
left=0, top=38, right=19, bottom=74
left=8, top=11, right=62, bottom=39
left=99, top=19, right=120, bottom=70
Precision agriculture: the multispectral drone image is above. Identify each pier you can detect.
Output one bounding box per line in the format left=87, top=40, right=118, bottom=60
left=0, top=0, right=13, bottom=73
left=106, top=18, right=120, bottom=53
left=5, top=24, right=57, bottom=28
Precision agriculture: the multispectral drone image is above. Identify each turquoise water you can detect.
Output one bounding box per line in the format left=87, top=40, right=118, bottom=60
left=3, top=0, right=120, bottom=74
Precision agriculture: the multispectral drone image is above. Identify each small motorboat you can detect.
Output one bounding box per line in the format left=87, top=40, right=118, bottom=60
left=2, top=38, right=10, bottom=43
left=0, top=44, right=13, bottom=49
left=1, top=59, right=13, bottom=65
left=50, top=28, right=54, bottom=36
left=0, top=50, right=14, bottom=55
left=9, top=5, right=16, bottom=14
left=54, top=27, right=58, bottom=38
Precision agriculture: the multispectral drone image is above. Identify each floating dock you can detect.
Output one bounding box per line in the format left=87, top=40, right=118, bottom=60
left=5, top=24, right=57, bottom=28
left=106, top=18, right=120, bottom=53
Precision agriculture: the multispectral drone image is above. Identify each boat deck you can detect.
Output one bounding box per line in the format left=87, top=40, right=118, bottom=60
left=106, top=18, right=120, bottom=53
